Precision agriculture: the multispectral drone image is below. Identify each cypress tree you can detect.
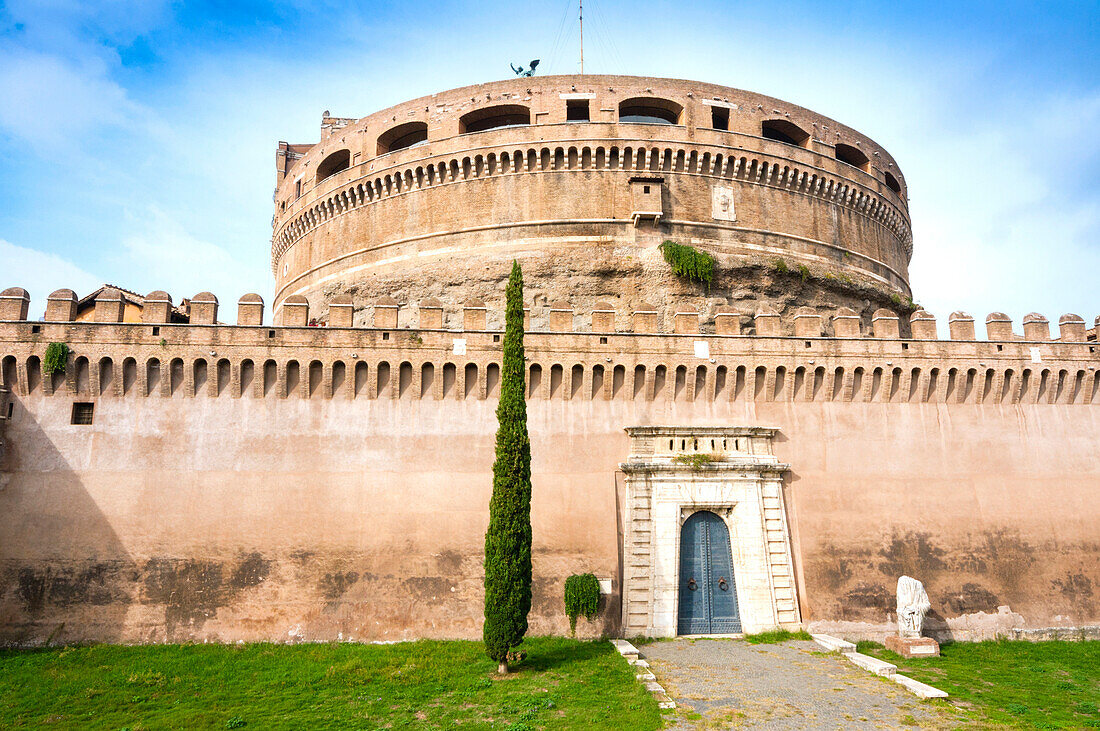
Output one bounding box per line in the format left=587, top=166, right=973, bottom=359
left=483, top=260, right=533, bottom=674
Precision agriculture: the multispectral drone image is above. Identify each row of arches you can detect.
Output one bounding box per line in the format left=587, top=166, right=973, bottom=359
left=6, top=354, right=1098, bottom=406
left=274, top=140, right=911, bottom=266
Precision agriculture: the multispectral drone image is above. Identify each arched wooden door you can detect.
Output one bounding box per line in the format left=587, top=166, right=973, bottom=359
left=677, top=510, right=741, bottom=634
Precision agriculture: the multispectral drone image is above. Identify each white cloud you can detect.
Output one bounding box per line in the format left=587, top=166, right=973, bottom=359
left=112, top=206, right=269, bottom=303
left=0, top=238, right=102, bottom=313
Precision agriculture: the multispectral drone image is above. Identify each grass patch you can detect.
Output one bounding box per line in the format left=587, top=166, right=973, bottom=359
left=860, top=639, right=1100, bottom=729
left=742, top=628, right=813, bottom=645
left=0, top=637, right=661, bottom=729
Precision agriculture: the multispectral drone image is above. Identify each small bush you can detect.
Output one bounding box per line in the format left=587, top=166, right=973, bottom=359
left=772, top=258, right=788, bottom=273
left=797, top=264, right=810, bottom=282
left=672, top=453, right=721, bottom=470
left=564, top=573, right=601, bottom=636
left=43, top=342, right=69, bottom=375
left=659, top=241, right=715, bottom=287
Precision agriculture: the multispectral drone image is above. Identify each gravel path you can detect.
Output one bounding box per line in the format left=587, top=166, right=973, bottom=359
left=642, top=638, right=956, bottom=729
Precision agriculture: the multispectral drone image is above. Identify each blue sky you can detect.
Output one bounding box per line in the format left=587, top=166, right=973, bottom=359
left=1, top=0, right=1098, bottom=329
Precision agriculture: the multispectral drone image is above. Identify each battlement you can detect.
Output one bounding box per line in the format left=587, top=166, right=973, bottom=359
left=1, top=286, right=1098, bottom=406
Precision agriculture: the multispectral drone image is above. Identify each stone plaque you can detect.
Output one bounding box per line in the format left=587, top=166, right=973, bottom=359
left=712, top=185, right=736, bottom=221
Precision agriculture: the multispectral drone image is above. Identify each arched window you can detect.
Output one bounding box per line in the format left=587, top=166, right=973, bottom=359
left=618, top=97, right=683, bottom=125
left=316, top=149, right=350, bottom=182
left=460, top=105, right=531, bottom=134
left=835, top=143, right=869, bottom=172
left=884, top=171, right=902, bottom=195
left=377, top=122, right=428, bottom=155
left=761, top=119, right=810, bottom=148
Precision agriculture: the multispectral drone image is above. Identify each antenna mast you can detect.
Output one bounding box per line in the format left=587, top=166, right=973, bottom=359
left=579, top=0, right=584, bottom=74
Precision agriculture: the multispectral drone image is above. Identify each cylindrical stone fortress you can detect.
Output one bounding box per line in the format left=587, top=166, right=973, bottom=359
left=272, top=75, right=912, bottom=329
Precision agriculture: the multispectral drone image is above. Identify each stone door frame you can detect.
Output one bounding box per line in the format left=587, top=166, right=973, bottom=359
left=620, top=426, right=801, bottom=637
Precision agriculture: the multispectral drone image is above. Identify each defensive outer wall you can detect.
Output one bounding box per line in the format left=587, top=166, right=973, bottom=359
left=271, top=76, right=913, bottom=327
left=1, top=286, right=1099, bottom=645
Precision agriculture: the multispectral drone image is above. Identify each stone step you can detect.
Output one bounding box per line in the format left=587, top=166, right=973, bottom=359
left=892, top=673, right=948, bottom=699
left=843, top=651, right=896, bottom=676
left=814, top=628, right=853, bottom=650
left=611, top=639, right=640, bottom=658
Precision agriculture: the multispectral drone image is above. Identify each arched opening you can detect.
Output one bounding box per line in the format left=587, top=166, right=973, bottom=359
left=354, top=361, right=368, bottom=397
left=486, top=363, right=500, bottom=397
left=98, top=357, right=114, bottom=396
left=884, top=171, right=902, bottom=195
left=377, top=121, right=428, bottom=155
left=122, top=357, right=137, bottom=396
left=835, top=143, right=870, bottom=172
left=331, top=361, right=346, bottom=397
left=399, top=361, right=414, bottom=398
left=316, top=149, right=351, bottom=182
left=633, top=365, right=646, bottom=399
left=1, top=356, right=16, bottom=393
left=674, top=365, right=687, bottom=400
left=549, top=364, right=563, bottom=398
left=263, top=359, right=277, bottom=397
left=591, top=364, right=604, bottom=399
left=146, top=358, right=161, bottom=396
left=612, top=365, right=625, bottom=399
left=460, top=104, right=531, bottom=134
left=26, top=356, right=41, bottom=393
left=528, top=364, right=542, bottom=398
left=442, top=362, right=456, bottom=398
left=309, top=360, right=323, bottom=398
left=463, top=363, right=478, bottom=399
left=653, top=365, right=667, bottom=399
left=241, top=359, right=255, bottom=396
left=377, top=361, right=392, bottom=398
left=421, top=362, right=435, bottom=398
left=74, top=356, right=90, bottom=394
left=570, top=364, right=584, bottom=399
left=618, top=97, right=682, bottom=125
left=695, top=365, right=707, bottom=401
left=193, top=358, right=208, bottom=396
left=285, top=360, right=300, bottom=396
left=761, top=119, right=810, bottom=148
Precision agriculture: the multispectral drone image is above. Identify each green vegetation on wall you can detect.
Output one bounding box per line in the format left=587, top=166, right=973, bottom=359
left=563, top=573, right=601, bottom=636
left=43, top=342, right=69, bottom=375
left=483, top=261, right=533, bottom=674
left=659, top=241, right=715, bottom=287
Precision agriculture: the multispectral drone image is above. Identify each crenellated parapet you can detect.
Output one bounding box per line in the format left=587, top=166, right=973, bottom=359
left=1, top=287, right=1097, bottom=406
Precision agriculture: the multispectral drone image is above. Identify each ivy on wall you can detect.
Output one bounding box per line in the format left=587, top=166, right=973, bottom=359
left=659, top=241, right=715, bottom=288
left=43, top=342, right=69, bottom=375
left=563, top=573, right=601, bottom=636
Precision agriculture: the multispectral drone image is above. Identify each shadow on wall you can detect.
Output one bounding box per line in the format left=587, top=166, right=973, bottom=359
left=0, top=393, right=137, bottom=646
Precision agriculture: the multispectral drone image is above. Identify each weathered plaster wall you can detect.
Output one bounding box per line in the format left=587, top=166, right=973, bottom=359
left=1, top=391, right=1097, bottom=646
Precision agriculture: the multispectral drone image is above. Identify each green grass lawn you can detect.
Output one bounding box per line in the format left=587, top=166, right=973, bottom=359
left=0, top=637, right=662, bottom=730
left=859, top=639, right=1100, bottom=729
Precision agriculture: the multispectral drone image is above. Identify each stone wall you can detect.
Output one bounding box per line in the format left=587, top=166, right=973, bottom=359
left=0, top=289, right=1098, bottom=645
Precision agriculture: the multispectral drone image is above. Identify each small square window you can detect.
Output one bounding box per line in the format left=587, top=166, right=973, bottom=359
left=996, top=344, right=1003, bottom=352
left=902, top=342, right=909, bottom=350
left=566, top=99, right=590, bottom=122
left=268, top=329, right=276, bottom=338
left=31, top=324, right=41, bottom=333
left=151, top=326, right=160, bottom=336
left=599, top=336, right=608, bottom=344
left=71, top=402, right=94, bottom=425
left=804, top=341, right=812, bottom=348
left=643, top=185, right=650, bottom=194
left=493, top=334, right=501, bottom=342
left=382, top=332, right=390, bottom=341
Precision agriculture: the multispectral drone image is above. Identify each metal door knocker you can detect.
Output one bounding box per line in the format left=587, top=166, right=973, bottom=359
left=717, top=577, right=729, bottom=591
left=687, top=577, right=698, bottom=591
